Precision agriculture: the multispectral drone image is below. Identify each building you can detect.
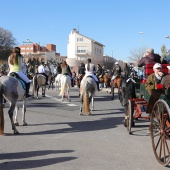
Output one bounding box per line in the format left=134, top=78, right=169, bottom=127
left=66, top=29, right=105, bottom=73
left=19, top=43, right=59, bottom=63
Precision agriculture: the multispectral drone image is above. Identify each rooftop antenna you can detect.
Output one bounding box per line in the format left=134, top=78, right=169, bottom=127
left=23, top=39, right=33, bottom=44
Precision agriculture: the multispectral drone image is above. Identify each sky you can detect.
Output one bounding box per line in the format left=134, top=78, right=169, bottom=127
left=1, top=0, right=170, bottom=62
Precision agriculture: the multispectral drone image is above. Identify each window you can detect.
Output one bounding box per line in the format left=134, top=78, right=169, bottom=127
left=77, top=38, right=83, bottom=42
left=77, top=46, right=87, bottom=53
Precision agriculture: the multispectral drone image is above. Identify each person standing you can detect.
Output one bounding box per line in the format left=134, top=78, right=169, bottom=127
left=81, top=58, right=100, bottom=91
left=38, top=61, right=49, bottom=85
left=8, top=47, right=31, bottom=98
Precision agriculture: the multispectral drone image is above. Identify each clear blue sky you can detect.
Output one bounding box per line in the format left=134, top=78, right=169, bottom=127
left=1, top=0, right=170, bottom=61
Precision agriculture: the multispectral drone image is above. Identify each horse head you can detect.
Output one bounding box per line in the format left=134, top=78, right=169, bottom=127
left=120, top=77, right=136, bottom=107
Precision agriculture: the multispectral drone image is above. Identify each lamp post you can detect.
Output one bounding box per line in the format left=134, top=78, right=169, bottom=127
left=112, top=49, right=115, bottom=58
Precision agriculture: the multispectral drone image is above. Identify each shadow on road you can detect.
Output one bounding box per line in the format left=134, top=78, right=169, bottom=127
left=0, top=150, right=76, bottom=170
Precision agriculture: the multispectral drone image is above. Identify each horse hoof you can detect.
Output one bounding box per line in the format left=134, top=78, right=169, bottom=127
left=13, top=130, right=19, bottom=134
left=23, top=122, right=27, bottom=126
left=14, top=122, right=19, bottom=126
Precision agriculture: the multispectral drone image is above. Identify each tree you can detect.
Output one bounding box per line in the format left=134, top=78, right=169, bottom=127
left=160, top=44, right=167, bottom=62
left=0, top=27, right=17, bottom=61
left=128, top=46, right=147, bottom=65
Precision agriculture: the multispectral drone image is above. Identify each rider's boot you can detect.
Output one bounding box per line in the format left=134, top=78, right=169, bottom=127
left=25, top=82, right=32, bottom=98
left=96, top=82, right=100, bottom=91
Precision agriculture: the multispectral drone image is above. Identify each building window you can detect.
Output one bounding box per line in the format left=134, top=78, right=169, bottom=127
left=77, top=46, right=86, bottom=53
left=77, top=38, right=83, bottom=42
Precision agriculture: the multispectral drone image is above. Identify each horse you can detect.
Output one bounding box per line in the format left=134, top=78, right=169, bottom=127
left=110, top=75, right=122, bottom=100
left=0, top=76, right=28, bottom=134
left=103, top=73, right=111, bottom=93
left=32, top=74, right=46, bottom=98
left=119, top=76, right=136, bottom=127
left=80, top=76, right=97, bottom=115
left=77, top=74, right=85, bottom=96
left=54, top=74, right=63, bottom=91
left=48, top=73, right=54, bottom=90
left=120, top=76, right=136, bottom=107
left=59, top=75, right=71, bottom=102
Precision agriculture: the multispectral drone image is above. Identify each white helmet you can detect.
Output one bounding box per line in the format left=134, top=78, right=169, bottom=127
left=115, top=62, right=118, bottom=65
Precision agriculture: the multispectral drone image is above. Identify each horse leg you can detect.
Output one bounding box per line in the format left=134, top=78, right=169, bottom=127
left=67, top=87, right=71, bottom=102
left=22, top=99, right=27, bottom=126
left=111, top=86, right=114, bottom=100
left=80, top=94, right=83, bottom=115
left=37, top=86, right=39, bottom=99
left=9, top=103, right=19, bottom=134
left=14, top=105, right=19, bottom=126
left=89, top=94, right=93, bottom=112
left=0, top=94, right=4, bottom=135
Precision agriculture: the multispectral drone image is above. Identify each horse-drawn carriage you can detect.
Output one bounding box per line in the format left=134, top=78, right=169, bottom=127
left=123, top=63, right=170, bottom=166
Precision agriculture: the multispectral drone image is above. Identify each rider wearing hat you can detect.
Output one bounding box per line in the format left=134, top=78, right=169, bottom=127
left=111, top=61, right=122, bottom=80
left=38, top=61, right=49, bottom=85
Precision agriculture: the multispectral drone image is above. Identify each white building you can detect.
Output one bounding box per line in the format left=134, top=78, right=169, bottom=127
left=66, top=29, right=105, bottom=73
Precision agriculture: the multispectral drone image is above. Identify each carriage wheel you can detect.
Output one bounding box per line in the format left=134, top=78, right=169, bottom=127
left=150, top=99, right=170, bottom=166
left=126, top=100, right=134, bottom=134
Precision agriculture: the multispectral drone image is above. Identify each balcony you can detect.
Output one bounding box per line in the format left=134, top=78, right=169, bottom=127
left=75, top=50, right=91, bottom=56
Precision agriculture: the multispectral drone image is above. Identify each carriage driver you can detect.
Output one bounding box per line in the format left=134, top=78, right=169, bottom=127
left=38, top=61, right=49, bottom=85
left=145, top=63, right=165, bottom=95
left=81, top=58, right=100, bottom=91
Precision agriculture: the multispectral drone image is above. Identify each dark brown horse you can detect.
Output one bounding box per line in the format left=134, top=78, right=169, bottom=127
left=110, top=76, right=122, bottom=100
left=77, top=74, right=85, bottom=96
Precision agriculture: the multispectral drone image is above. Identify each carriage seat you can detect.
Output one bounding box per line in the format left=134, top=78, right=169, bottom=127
left=145, top=63, right=170, bottom=76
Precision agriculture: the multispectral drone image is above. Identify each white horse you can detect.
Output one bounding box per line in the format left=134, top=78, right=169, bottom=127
left=0, top=76, right=28, bottom=134
left=59, top=75, right=71, bottom=102
left=80, top=76, right=97, bottom=115
left=54, top=74, right=62, bottom=91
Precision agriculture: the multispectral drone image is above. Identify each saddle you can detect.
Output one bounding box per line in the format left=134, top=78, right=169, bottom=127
left=9, top=72, right=26, bottom=90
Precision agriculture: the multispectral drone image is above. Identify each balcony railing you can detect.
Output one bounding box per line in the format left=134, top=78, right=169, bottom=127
left=75, top=50, right=91, bottom=56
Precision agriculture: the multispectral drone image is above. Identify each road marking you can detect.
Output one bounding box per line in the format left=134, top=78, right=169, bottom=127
left=45, top=94, right=78, bottom=107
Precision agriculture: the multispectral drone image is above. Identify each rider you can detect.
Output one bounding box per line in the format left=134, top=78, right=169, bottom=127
left=111, top=62, right=122, bottom=80
left=78, top=63, right=85, bottom=77
left=81, top=58, right=100, bottom=91
left=61, top=61, right=72, bottom=78
left=96, top=64, right=103, bottom=78
left=8, top=47, right=31, bottom=98
left=38, top=61, right=49, bottom=85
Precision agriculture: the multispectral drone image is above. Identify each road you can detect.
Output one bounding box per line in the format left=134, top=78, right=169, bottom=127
left=0, top=86, right=168, bottom=170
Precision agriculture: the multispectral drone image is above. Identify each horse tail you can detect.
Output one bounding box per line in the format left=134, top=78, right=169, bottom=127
left=59, top=75, right=67, bottom=96
left=0, top=84, right=4, bottom=134
left=33, top=75, right=38, bottom=94
left=83, top=81, right=90, bottom=115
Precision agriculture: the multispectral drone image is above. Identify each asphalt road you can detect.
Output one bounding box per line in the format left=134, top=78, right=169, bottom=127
left=0, top=86, right=168, bottom=170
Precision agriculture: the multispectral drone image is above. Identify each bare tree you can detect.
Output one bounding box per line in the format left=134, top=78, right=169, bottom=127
left=160, top=44, right=167, bottom=62
left=128, top=46, right=147, bottom=64
left=0, top=27, right=17, bottom=61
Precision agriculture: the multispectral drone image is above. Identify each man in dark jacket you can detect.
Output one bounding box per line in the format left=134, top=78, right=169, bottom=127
left=138, top=48, right=161, bottom=67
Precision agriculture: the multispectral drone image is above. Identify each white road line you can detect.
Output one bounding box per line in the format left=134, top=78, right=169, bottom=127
left=45, top=94, right=78, bottom=107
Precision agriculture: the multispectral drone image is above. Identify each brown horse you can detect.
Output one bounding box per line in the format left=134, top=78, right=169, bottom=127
left=98, top=73, right=111, bottom=93
left=77, top=74, right=85, bottom=96
left=110, top=76, right=122, bottom=100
